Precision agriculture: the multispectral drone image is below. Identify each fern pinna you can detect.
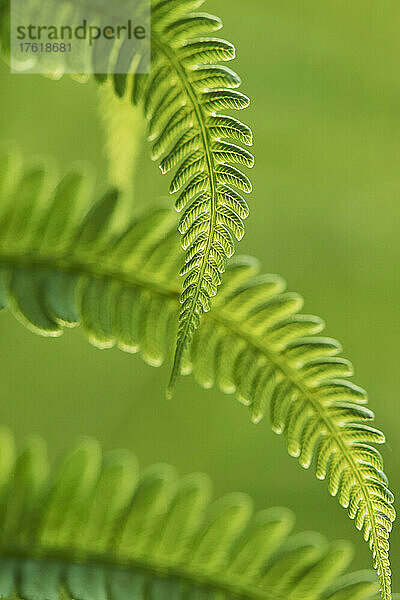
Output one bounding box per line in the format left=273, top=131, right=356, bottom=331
left=0, top=0, right=254, bottom=390
left=0, top=427, right=394, bottom=600
left=134, top=0, right=254, bottom=391
left=0, top=151, right=394, bottom=597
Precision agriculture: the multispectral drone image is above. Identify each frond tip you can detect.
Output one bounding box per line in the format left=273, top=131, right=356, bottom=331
left=0, top=426, right=390, bottom=600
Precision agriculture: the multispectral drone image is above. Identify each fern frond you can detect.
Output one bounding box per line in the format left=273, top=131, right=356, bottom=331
left=0, top=0, right=254, bottom=388
left=0, top=426, right=388, bottom=600
left=143, top=1, right=254, bottom=390
left=0, top=151, right=394, bottom=598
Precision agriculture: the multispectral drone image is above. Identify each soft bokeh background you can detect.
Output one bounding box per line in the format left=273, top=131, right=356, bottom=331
left=0, top=0, right=399, bottom=586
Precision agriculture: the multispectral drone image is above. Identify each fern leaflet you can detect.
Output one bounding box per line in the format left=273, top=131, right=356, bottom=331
left=0, top=426, right=392, bottom=600
left=127, top=0, right=254, bottom=390
left=0, top=152, right=394, bottom=598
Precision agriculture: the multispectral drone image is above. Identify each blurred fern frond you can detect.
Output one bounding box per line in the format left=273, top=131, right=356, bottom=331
left=0, top=0, right=254, bottom=387
left=0, top=426, right=390, bottom=600
left=0, top=151, right=394, bottom=598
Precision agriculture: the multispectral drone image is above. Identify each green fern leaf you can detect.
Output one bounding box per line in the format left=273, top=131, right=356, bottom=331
left=144, top=1, right=254, bottom=390
left=0, top=151, right=394, bottom=599
left=0, top=426, right=391, bottom=600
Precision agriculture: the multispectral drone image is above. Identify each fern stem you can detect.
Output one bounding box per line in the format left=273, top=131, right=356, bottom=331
left=3, top=546, right=284, bottom=600
left=97, top=81, right=145, bottom=222
left=0, top=253, right=179, bottom=302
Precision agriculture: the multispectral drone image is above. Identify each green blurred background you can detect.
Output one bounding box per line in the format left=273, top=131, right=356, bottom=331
left=0, top=0, right=399, bottom=586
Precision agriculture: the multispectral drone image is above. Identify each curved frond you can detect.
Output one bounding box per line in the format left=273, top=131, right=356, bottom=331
left=0, top=0, right=254, bottom=387
left=0, top=151, right=394, bottom=598
left=140, top=1, right=254, bottom=389
left=0, top=426, right=388, bottom=600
